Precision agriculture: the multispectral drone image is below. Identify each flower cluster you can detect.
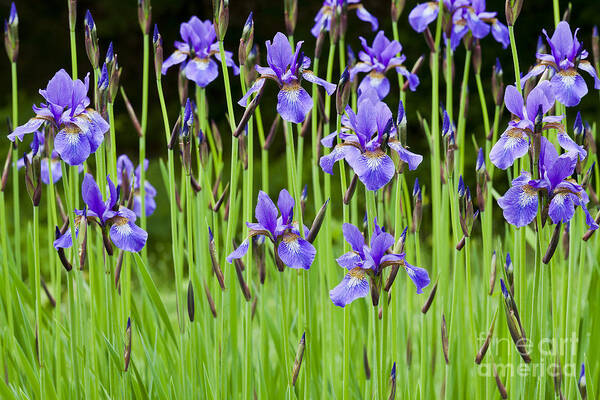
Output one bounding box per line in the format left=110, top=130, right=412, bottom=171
left=350, top=31, right=419, bottom=100
left=239, top=32, right=336, bottom=124
left=8, top=69, right=109, bottom=166
left=55, top=174, right=148, bottom=253
left=330, top=220, right=430, bottom=307
left=408, top=0, right=509, bottom=50
left=320, top=87, right=422, bottom=191
left=161, top=16, right=239, bottom=87
left=521, top=21, right=600, bottom=107
left=497, top=136, right=598, bottom=230
left=227, top=189, right=316, bottom=270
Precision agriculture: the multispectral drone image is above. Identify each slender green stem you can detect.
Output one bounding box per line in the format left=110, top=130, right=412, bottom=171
left=10, top=61, right=21, bottom=272
left=139, top=32, right=149, bottom=249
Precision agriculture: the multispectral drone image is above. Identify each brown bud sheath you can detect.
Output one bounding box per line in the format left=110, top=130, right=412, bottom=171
left=475, top=310, right=497, bottom=364
left=41, top=278, right=56, bottom=308
left=291, top=332, right=305, bottom=386
left=494, top=363, right=508, bottom=399
left=543, top=222, right=562, bottom=264
left=102, top=226, right=114, bottom=256
left=384, top=265, right=400, bottom=293
left=212, top=183, right=229, bottom=213
left=190, top=175, right=202, bottom=193
left=421, top=277, right=439, bottom=314
left=264, top=115, right=281, bottom=150
left=187, top=281, right=195, bottom=322
left=489, top=251, right=497, bottom=295
left=203, top=279, right=217, bottom=318
left=441, top=313, right=449, bottom=364
left=1, top=146, right=12, bottom=192
left=233, top=247, right=252, bottom=301
left=208, top=228, right=226, bottom=290
left=363, top=346, right=371, bottom=380
left=115, top=250, right=124, bottom=288
left=233, top=81, right=265, bottom=137
left=120, top=88, right=143, bottom=137
left=344, top=173, right=358, bottom=205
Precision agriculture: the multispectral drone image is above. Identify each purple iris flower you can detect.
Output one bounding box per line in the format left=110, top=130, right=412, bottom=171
left=329, top=220, right=430, bottom=307
left=311, top=0, right=378, bottom=37
left=54, top=174, right=148, bottom=252
left=16, top=130, right=83, bottom=184
left=7, top=69, right=109, bottom=166
left=521, top=21, right=600, bottom=107
left=117, top=155, right=157, bottom=217
left=319, top=87, right=422, bottom=191
left=238, top=32, right=336, bottom=124
left=497, top=136, right=598, bottom=230
left=349, top=31, right=419, bottom=99
left=489, top=81, right=585, bottom=170
left=408, top=0, right=509, bottom=50
left=227, top=189, right=316, bottom=270
left=161, top=16, right=239, bottom=87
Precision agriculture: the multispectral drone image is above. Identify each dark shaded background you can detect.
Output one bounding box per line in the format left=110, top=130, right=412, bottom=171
left=1, top=0, right=599, bottom=257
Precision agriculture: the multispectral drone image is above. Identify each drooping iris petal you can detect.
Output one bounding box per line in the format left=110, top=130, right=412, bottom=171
left=557, top=132, right=586, bottom=160
left=319, top=145, right=359, bottom=175
left=54, top=124, right=92, bottom=166
left=161, top=50, right=188, bottom=74
left=404, top=260, right=431, bottom=294
left=408, top=2, right=439, bottom=33
left=489, top=128, right=529, bottom=170
left=226, top=238, right=250, bottom=263
left=497, top=173, right=539, bottom=228
left=302, top=71, right=337, bottom=95
left=550, top=69, right=588, bottom=107
left=578, top=60, right=600, bottom=89
left=109, top=211, right=148, bottom=252
left=184, top=57, right=219, bottom=87
left=329, top=267, right=370, bottom=307
left=358, top=73, right=390, bottom=99
left=53, top=229, right=74, bottom=250
left=8, top=118, right=46, bottom=142
left=388, top=141, right=423, bottom=170
left=277, top=233, right=316, bottom=269
left=354, top=5, right=378, bottom=31
left=346, top=149, right=395, bottom=191
left=276, top=84, right=313, bottom=123
left=548, top=191, right=576, bottom=224
left=238, top=78, right=266, bottom=106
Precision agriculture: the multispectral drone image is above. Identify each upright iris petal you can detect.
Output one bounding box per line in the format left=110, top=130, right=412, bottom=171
left=311, top=0, right=378, bottom=38
left=161, top=16, right=239, bottom=87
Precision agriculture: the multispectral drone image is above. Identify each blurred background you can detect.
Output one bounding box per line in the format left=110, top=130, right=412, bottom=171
left=1, top=0, right=599, bottom=262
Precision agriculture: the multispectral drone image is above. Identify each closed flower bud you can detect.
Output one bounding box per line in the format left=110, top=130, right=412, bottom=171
left=412, top=178, right=422, bottom=233
left=137, top=0, right=152, bottom=35
left=543, top=222, right=562, bottom=264
left=209, top=227, right=226, bottom=290
left=24, top=153, right=42, bottom=206
left=291, top=332, right=305, bottom=386
left=473, top=42, right=482, bottom=75
left=238, top=12, right=253, bottom=66
left=475, top=311, right=497, bottom=364
left=579, top=363, right=587, bottom=400
left=494, top=363, right=508, bottom=399
left=441, top=313, right=449, bottom=364
left=84, top=10, right=99, bottom=69
left=204, top=279, right=217, bottom=317
left=212, top=0, right=229, bottom=41
left=491, top=58, right=504, bottom=107
left=336, top=67, right=351, bottom=115
left=1, top=145, right=12, bottom=192
left=68, top=0, right=77, bottom=31
left=388, top=362, right=397, bottom=400
left=420, top=276, right=438, bottom=314
left=391, top=0, right=405, bottom=22
left=504, top=253, right=514, bottom=294
left=306, top=199, right=329, bottom=243
left=4, top=2, right=19, bottom=62
left=187, top=281, right=195, bottom=322
left=153, top=25, right=163, bottom=77
left=489, top=251, right=497, bottom=295
left=343, top=173, right=358, bottom=205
